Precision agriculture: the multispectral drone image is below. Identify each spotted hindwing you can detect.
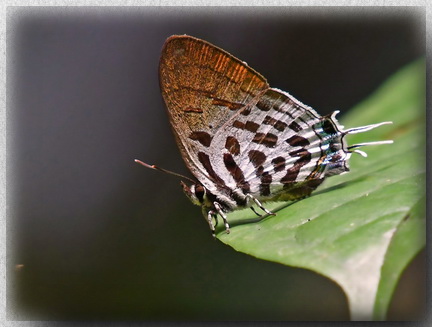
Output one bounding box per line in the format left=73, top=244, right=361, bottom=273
left=210, top=87, right=352, bottom=204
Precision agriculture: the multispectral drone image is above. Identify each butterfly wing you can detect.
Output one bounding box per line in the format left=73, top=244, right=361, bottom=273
left=159, top=35, right=269, bottom=191
left=210, top=87, right=348, bottom=202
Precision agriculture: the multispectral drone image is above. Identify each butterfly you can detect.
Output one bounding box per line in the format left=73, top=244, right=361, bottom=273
left=136, top=35, right=392, bottom=237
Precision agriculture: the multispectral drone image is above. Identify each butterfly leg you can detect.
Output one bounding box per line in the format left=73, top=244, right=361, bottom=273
left=246, top=194, right=275, bottom=216
left=214, top=202, right=231, bottom=234
left=250, top=206, right=262, bottom=217
left=206, top=210, right=217, bottom=238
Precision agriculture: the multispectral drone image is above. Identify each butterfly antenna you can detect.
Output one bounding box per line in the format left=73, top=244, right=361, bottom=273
left=134, top=159, right=196, bottom=184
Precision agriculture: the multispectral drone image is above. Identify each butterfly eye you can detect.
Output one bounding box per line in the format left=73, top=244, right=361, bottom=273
left=194, top=184, right=205, bottom=203
left=180, top=182, right=202, bottom=206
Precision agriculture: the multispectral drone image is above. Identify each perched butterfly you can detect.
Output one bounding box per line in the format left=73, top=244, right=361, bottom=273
left=136, top=35, right=393, bottom=237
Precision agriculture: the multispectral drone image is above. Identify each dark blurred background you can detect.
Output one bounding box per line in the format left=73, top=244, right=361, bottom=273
left=7, top=6, right=425, bottom=321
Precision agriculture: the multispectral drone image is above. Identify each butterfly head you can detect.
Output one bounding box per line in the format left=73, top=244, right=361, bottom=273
left=180, top=181, right=209, bottom=207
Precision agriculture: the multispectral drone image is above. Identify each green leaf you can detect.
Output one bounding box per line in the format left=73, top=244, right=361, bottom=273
left=217, top=59, right=426, bottom=321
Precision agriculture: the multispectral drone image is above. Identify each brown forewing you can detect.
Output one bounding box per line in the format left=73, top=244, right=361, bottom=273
left=159, top=35, right=269, bottom=184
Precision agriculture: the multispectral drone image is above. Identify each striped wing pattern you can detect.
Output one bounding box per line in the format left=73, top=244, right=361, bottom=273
left=196, top=87, right=348, bottom=204
left=211, top=88, right=325, bottom=200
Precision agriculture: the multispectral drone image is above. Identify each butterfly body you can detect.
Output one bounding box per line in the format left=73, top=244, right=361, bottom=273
left=153, top=35, right=392, bottom=236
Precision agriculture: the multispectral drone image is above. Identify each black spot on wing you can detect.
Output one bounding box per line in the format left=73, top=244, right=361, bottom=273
left=256, top=98, right=272, bottom=111
left=248, top=150, right=266, bottom=167
left=189, top=131, right=212, bottom=147
left=288, top=121, right=302, bottom=132
left=223, top=153, right=250, bottom=193
left=271, top=156, right=286, bottom=172
left=252, top=133, right=278, bottom=147
left=198, top=152, right=225, bottom=186
left=232, top=120, right=259, bottom=133
left=321, top=118, right=338, bottom=135
left=225, top=136, right=240, bottom=155
left=280, top=150, right=312, bottom=183
left=263, top=115, right=287, bottom=132
left=286, top=135, right=310, bottom=147
left=259, top=172, right=272, bottom=196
